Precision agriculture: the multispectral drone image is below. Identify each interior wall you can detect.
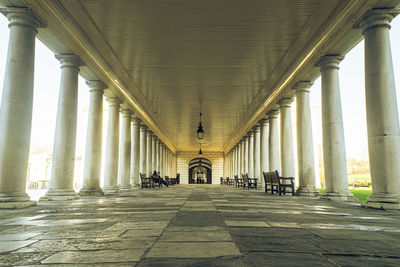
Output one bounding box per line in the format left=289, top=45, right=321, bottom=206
left=177, top=151, right=224, bottom=184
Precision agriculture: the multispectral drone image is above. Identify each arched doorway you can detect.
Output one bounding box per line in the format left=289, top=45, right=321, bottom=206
left=188, top=158, right=212, bottom=184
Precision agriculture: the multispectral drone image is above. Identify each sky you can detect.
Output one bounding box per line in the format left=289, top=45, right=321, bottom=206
left=1, top=13, right=400, bottom=180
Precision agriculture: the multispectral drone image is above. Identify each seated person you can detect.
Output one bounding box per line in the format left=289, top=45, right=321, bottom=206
left=151, top=170, right=168, bottom=187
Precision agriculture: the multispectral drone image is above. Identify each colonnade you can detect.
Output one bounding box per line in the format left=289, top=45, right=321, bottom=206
left=0, top=8, right=400, bottom=209
left=0, top=7, right=176, bottom=207
left=226, top=10, right=400, bottom=208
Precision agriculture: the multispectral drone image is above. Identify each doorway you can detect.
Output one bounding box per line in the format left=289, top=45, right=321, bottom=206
left=188, top=158, right=212, bottom=184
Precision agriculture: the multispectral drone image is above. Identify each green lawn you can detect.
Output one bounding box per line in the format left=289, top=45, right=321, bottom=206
left=318, top=188, right=371, bottom=202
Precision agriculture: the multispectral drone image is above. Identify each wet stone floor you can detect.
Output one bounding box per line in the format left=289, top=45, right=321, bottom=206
left=0, top=185, right=399, bottom=266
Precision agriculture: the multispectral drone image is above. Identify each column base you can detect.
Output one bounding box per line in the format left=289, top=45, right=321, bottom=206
left=320, top=192, right=359, bottom=202
left=79, top=187, right=104, bottom=196
left=0, top=193, right=36, bottom=209
left=131, top=184, right=140, bottom=190
left=361, top=192, right=400, bottom=210
left=103, top=186, right=120, bottom=195
left=40, top=189, right=79, bottom=201
left=297, top=187, right=320, bottom=197
left=119, top=185, right=131, bottom=192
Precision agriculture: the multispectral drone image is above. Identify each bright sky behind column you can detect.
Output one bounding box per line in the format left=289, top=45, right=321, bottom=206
left=1, top=14, right=400, bottom=162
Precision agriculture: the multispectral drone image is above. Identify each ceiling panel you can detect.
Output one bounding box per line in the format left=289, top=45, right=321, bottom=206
left=77, top=0, right=323, bottom=151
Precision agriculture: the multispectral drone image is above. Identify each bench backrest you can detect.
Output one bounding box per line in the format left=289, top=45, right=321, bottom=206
left=242, top=173, right=249, bottom=183
left=263, top=171, right=279, bottom=184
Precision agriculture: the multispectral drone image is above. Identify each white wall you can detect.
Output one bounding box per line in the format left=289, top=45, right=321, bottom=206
left=177, top=151, right=224, bottom=184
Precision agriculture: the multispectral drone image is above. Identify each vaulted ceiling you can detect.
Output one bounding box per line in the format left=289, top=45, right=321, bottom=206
left=1, top=0, right=399, bottom=152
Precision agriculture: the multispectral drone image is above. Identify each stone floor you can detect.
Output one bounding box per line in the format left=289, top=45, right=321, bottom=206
left=0, top=185, right=399, bottom=266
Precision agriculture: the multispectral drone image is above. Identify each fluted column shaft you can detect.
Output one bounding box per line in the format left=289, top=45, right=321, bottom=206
left=295, top=81, right=318, bottom=196
left=260, top=117, right=269, bottom=188
left=254, top=125, right=261, bottom=180
left=118, top=109, right=131, bottom=191
left=103, top=97, right=121, bottom=194
left=279, top=98, right=295, bottom=180
left=318, top=56, right=355, bottom=201
left=139, top=124, right=147, bottom=176
left=146, top=130, right=153, bottom=176
left=248, top=131, right=255, bottom=177
left=0, top=8, right=42, bottom=207
left=44, top=54, right=83, bottom=200
left=130, top=118, right=140, bottom=187
left=268, top=110, right=280, bottom=172
left=80, top=81, right=106, bottom=196
left=361, top=11, right=400, bottom=209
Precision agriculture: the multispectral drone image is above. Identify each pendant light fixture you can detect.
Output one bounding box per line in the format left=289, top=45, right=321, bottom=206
left=197, top=113, right=204, bottom=139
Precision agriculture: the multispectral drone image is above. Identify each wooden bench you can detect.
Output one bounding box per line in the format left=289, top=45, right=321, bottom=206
left=226, top=177, right=235, bottom=186
left=140, top=173, right=152, bottom=189
left=234, top=174, right=244, bottom=188
left=242, top=173, right=258, bottom=189
left=263, top=171, right=295, bottom=195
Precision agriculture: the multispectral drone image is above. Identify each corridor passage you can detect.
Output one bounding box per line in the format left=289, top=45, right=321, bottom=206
left=0, top=185, right=399, bottom=266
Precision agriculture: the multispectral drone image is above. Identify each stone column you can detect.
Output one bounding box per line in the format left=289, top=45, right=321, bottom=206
left=43, top=54, right=83, bottom=201
left=318, top=56, right=356, bottom=201
left=118, top=109, right=131, bottom=191
left=80, top=80, right=106, bottom=196
left=244, top=136, right=249, bottom=174
left=360, top=11, right=400, bottom=209
left=0, top=8, right=43, bottom=207
left=130, top=117, right=141, bottom=188
left=295, top=81, right=318, bottom=196
left=240, top=139, right=245, bottom=175
left=146, top=130, right=153, bottom=176
left=102, top=97, right=121, bottom=194
left=279, top=97, right=296, bottom=181
left=139, top=124, right=147, bottom=176
left=156, top=139, right=161, bottom=172
left=268, top=109, right=280, bottom=172
left=151, top=135, right=157, bottom=172
left=260, top=116, right=269, bottom=188
left=248, top=131, right=255, bottom=177
left=236, top=142, right=239, bottom=176
left=254, top=125, right=261, bottom=180
left=234, top=146, right=237, bottom=176
left=160, top=144, right=164, bottom=176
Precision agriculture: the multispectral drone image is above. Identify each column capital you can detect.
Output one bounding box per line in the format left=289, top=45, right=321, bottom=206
left=248, top=130, right=255, bottom=137
left=132, top=117, right=141, bottom=125
left=244, top=135, right=249, bottom=140
left=120, top=109, right=132, bottom=116
left=279, top=98, right=294, bottom=108
left=294, top=81, right=313, bottom=93
left=259, top=115, right=269, bottom=125
left=86, top=80, right=107, bottom=92
left=55, top=53, right=84, bottom=69
left=0, top=7, right=46, bottom=30
left=106, top=97, right=121, bottom=106
left=359, top=9, right=398, bottom=34
left=140, top=124, right=147, bottom=132
left=146, top=130, right=153, bottom=136
left=317, top=55, right=344, bottom=70
left=267, top=109, right=279, bottom=118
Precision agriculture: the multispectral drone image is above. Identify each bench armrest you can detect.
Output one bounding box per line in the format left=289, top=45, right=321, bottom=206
left=280, top=177, right=294, bottom=180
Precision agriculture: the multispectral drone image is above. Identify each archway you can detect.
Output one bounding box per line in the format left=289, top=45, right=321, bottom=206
left=188, top=158, right=212, bottom=184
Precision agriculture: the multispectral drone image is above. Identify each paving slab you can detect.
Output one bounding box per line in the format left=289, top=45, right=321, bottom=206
left=146, top=241, right=241, bottom=258
left=41, top=249, right=144, bottom=264
left=0, top=185, right=398, bottom=266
